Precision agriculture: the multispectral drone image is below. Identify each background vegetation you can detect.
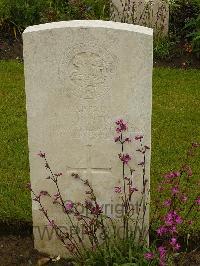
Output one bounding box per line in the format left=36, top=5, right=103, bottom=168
left=0, top=0, right=199, bottom=63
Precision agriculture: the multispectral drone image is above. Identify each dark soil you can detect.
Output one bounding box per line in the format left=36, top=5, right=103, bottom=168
left=0, top=37, right=23, bottom=60
left=0, top=222, right=72, bottom=266
left=0, top=32, right=200, bottom=69
left=0, top=235, right=73, bottom=266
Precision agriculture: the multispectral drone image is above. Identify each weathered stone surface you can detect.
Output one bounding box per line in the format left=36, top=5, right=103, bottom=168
left=110, top=0, right=169, bottom=36
left=23, top=20, right=153, bottom=257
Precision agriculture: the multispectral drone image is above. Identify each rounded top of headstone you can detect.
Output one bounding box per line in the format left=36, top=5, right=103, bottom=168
left=23, top=20, right=153, bottom=36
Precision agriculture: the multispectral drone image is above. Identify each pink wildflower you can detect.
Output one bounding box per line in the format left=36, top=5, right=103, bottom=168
left=172, top=186, right=179, bottom=195
left=170, top=237, right=177, bottom=246
left=38, top=151, right=45, bottom=158
left=39, top=190, right=49, bottom=196
left=135, top=134, right=143, bottom=141
left=175, top=215, right=182, bottom=224
left=164, top=211, right=182, bottom=226
left=129, top=186, right=138, bottom=193
left=114, top=186, right=122, bottom=193
left=91, top=204, right=102, bottom=215
left=196, top=197, right=200, bottom=205
left=114, top=136, right=120, bottom=142
left=85, top=200, right=93, bottom=209
left=115, top=119, right=128, bottom=133
left=144, top=252, right=154, bottom=260
left=170, top=238, right=181, bottom=251
left=158, top=246, right=167, bottom=258
left=125, top=137, right=131, bottom=143
left=53, top=193, right=60, bottom=202
left=174, top=243, right=181, bottom=251
left=181, top=195, right=188, bottom=202
left=156, top=226, right=168, bottom=236
left=168, top=225, right=177, bottom=234
left=54, top=172, right=63, bottom=177
left=164, top=171, right=180, bottom=179
left=65, top=201, right=73, bottom=211
left=118, top=153, right=131, bottom=164
left=48, top=219, right=55, bottom=227
left=163, top=199, right=171, bottom=207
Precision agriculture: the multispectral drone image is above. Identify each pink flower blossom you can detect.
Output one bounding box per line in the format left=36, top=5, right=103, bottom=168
left=163, top=199, right=172, bottom=207
left=159, top=261, right=166, bottom=266
left=38, top=151, right=45, bottom=158
left=196, top=197, right=200, bottom=205
left=114, top=136, right=120, bottom=142
left=135, top=134, right=143, bottom=141
left=48, top=219, right=55, bottom=227
left=114, top=186, right=122, bottom=193
left=144, top=252, right=154, bottom=260
left=164, top=211, right=182, bottom=226
left=172, top=186, right=179, bottom=195
left=181, top=195, right=188, bottom=202
left=158, top=246, right=167, bottom=258
left=158, top=247, right=167, bottom=266
left=53, top=193, right=60, bottom=202
left=170, top=237, right=177, bottom=246
left=118, top=153, right=131, bottom=164
left=39, top=191, right=49, bottom=196
left=175, top=215, right=182, bottom=224
left=170, top=238, right=181, bottom=251
left=65, top=201, right=73, bottom=211
left=164, top=171, right=180, bottom=179
left=129, top=186, right=138, bottom=193
left=54, top=172, right=63, bottom=177
left=115, top=119, right=128, bottom=133
left=91, top=204, right=102, bottom=215
left=156, top=226, right=168, bottom=236
left=125, top=137, right=131, bottom=143
left=168, top=225, right=177, bottom=234
left=85, top=200, right=93, bottom=209
left=174, top=243, right=181, bottom=251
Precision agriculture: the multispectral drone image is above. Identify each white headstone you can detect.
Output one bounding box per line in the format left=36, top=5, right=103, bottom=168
left=110, top=0, right=169, bottom=36
left=23, top=20, right=153, bottom=257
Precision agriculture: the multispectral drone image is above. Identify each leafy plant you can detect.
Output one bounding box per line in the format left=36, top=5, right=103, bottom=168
left=185, top=15, right=200, bottom=58
left=0, top=0, right=109, bottom=32
left=153, top=38, right=175, bottom=60
left=169, top=0, right=200, bottom=40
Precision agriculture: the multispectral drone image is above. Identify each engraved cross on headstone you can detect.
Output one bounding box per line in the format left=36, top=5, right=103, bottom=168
left=66, top=145, right=112, bottom=178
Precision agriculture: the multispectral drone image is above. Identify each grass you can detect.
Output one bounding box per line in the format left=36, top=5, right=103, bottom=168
left=0, top=61, right=199, bottom=229
left=0, top=60, right=31, bottom=221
